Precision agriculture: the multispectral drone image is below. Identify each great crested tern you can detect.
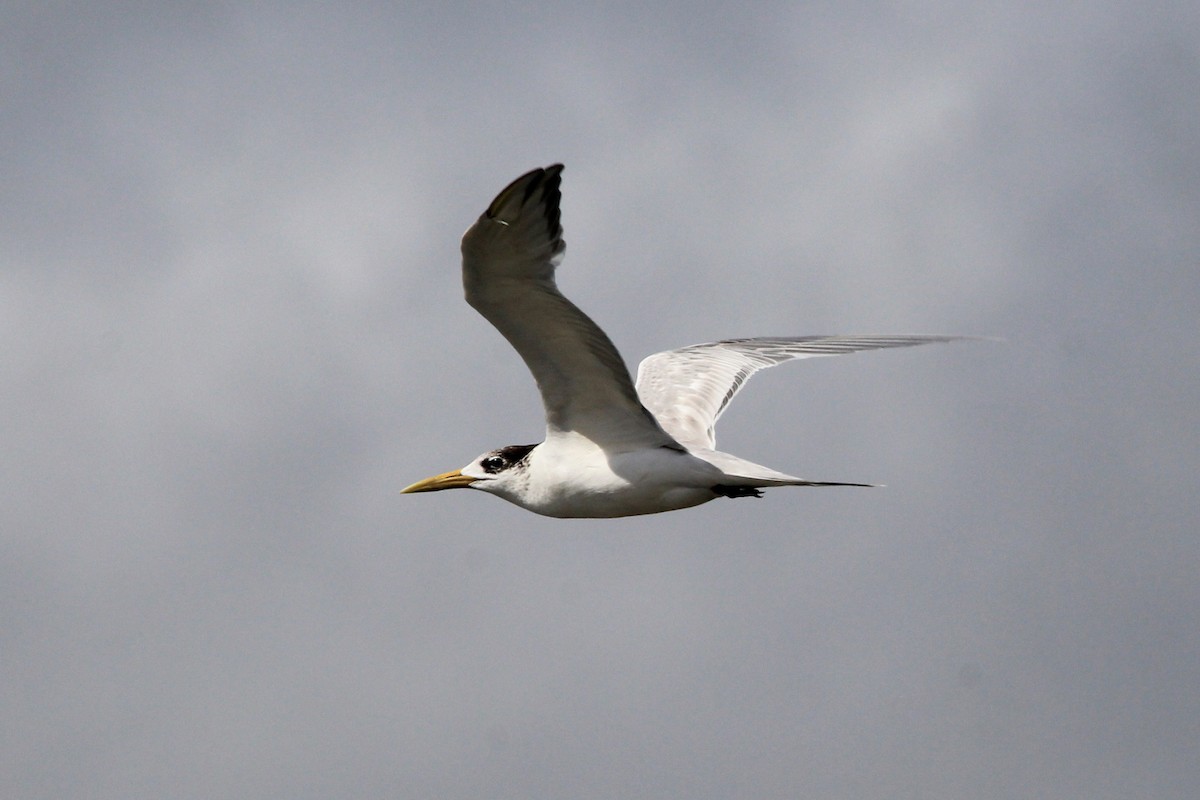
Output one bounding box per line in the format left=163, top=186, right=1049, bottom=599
left=403, top=164, right=967, bottom=518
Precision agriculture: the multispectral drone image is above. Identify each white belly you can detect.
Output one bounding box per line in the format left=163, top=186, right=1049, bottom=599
left=509, top=442, right=726, bottom=518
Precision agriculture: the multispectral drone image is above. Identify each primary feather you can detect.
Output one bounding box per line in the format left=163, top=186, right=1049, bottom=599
left=635, top=335, right=964, bottom=450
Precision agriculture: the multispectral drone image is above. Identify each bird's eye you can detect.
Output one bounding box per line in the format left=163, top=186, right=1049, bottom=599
left=481, top=456, right=505, bottom=474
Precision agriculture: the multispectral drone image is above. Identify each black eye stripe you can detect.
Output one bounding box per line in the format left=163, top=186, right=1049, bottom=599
left=496, top=444, right=536, bottom=462
left=480, top=444, right=537, bottom=475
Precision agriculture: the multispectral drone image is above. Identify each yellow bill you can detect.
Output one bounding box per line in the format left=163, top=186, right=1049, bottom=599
left=401, top=469, right=477, bottom=493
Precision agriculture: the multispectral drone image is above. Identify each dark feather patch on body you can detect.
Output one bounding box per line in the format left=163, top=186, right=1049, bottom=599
left=712, top=484, right=764, bottom=499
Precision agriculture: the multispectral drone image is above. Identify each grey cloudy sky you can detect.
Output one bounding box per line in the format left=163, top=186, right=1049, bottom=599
left=4, top=2, right=1198, bottom=798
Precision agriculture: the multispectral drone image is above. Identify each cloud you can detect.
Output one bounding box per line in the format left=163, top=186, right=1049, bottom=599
left=3, top=3, right=1197, bottom=798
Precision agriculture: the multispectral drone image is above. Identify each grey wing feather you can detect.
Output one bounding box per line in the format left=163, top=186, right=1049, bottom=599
left=634, top=335, right=968, bottom=450
left=462, top=165, right=673, bottom=448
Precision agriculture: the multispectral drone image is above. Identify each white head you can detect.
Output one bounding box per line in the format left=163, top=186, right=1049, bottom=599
left=401, top=443, right=537, bottom=502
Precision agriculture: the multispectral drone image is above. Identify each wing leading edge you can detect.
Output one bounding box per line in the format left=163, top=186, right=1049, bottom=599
left=461, top=165, right=674, bottom=449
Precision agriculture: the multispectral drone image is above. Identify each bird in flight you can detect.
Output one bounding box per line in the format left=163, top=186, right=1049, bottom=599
left=403, top=164, right=967, bottom=517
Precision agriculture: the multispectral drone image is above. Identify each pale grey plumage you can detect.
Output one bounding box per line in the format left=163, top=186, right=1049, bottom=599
left=635, top=335, right=964, bottom=451
left=404, top=164, right=973, bottom=517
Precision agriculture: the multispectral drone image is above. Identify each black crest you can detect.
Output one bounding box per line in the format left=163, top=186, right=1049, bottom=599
left=480, top=444, right=537, bottom=475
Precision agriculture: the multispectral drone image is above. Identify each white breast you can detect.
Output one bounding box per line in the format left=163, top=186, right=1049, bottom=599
left=502, top=436, right=723, bottom=518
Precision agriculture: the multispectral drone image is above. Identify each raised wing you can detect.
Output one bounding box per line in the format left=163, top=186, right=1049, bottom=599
left=461, top=165, right=673, bottom=449
left=635, top=335, right=967, bottom=450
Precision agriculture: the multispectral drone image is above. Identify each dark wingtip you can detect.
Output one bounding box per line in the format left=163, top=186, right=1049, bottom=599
left=487, top=164, right=564, bottom=219
left=482, top=165, right=565, bottom=255
left=536, top=165, right=563, bottom=239
left=807, top=481, right=879, bottom=488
